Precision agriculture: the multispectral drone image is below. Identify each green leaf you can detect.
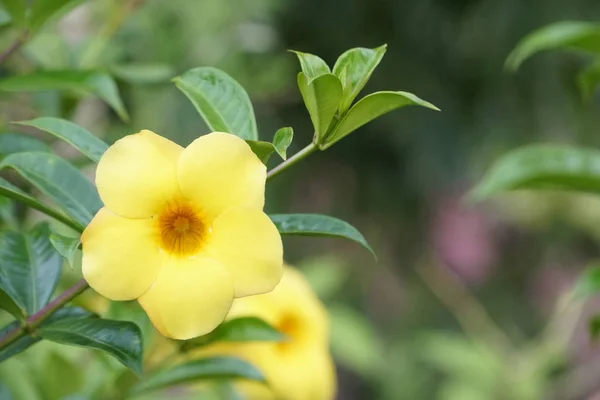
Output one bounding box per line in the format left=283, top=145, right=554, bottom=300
left=15, top=117, right=108, bottom=163
left=110, top=63, right=176, bottom=85
left=0, top=0, right=26, bottom=27
left=130, top=356, right=264, bottom=395
left=0, top=177, right=82, bottom=232
left=505, top=21, right=600, bottom=71
left=469, top=145, right=600, bottom=201
left=0, top=71, right=128, bottom=121
left=269, top=213, right=376, bottom=259
left=297, top=72, right=342, bottom=144
left=28, top=0, right=84, bottom=31
left=589, top=315, right=600, bottom=341
left=211, top=317, right=285, bottom=343
left=183, top=317, right=284, bottom=350
left=49, top=233, right=80, bottom=269
left=39, top=316, right=143, bottom=374
left=173, top=67, right=258, bottom=140
left=246, top=127, right=294, bottom=164
left=290, top=50, right=330, bottom=80
left=0, top=152, right=102, bottom=226
left=0, top=290, right=23, bottom=321
left=272, top=127, right=293, bottom=160
left=0, top=306, right=93, bottom=363
left=246, top=140, right=276, bottom=164
left=574, top=266, right=600, bottom=298
left=578, top=58, right=600, bottom=100
left=321, top=91, right=439, bottom=150
left=0, top=321, right=37, bottom=363
left=0, top=133, right=50, bottom=157
left=333, top=44, right=387, bottom=113
left=0, top=223, right=61, bottom=317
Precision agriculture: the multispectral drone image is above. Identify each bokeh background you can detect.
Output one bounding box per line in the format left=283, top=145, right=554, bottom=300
left=3, top=0, right=600, bottom=399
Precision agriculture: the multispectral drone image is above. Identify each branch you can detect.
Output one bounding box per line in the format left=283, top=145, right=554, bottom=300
left=267, top=143, right=317, bottom=181
left=0, top=279, right=89, bottom=350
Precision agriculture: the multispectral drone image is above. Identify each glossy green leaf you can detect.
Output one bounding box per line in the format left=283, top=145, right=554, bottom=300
left=184, top=317, right=284, bottom=350
left=0, top=71, right=128, bottom=121
left=297, top=72, right=342, bottom=144
left=578, top=59, right=600, bottom=99
left=269, top=213, right=376, bottom=258
left=109, top=63, right=175, bottom=84
left=333, top=44, right=387, bottom=113
left=574, top=265, right=600, bottom=298
left=272, top=127, right=293, bottom=160
left=246, top=140, right=276, bottom=164
left=0, top=133, right=49, bottom=157
left=49, top=233, right=80, bottom=269
left=15, top=117, right=108, bottom=163
left=322, top=91, right=439, bottom=149
left=211, top=317, right=285, bottom=343
left=0, top=177, right=82, bottom=232
left=246, top=127, right=294, bottom=164
left=0, top=289, right=23, bottom=320
left=130, top=356, right=264, bottom=395
left=0, top=306, right=93, bottom=363
left=470, top=145, right=600, bottom=201
left=505, top=21, right=600, bottom=71
left=290, top=50, right=330, bottom=80
left=0, top=223, right=61, bottom=317
left=589, top=315, right=600, bottom=341
left=0, top=321, right=36, bottom=363
left=174, top=67, right=258, bottom=140
left=0, top=152, right=102, bottom=226
left=39, top=316, right=143, bottom=374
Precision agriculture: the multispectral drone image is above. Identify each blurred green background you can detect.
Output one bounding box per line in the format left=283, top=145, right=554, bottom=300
left=3, top=0, right=600, bottom=399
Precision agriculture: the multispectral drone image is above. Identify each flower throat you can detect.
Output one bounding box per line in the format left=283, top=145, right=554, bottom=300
left=158, top=202, right=206, bottom=256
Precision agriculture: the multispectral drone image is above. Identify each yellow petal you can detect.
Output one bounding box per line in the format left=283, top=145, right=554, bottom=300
left=228, top=266, right=329, bottom=344
left=237, top=351, right=336, bottom=400
left=81, top=207, right=160, bottom=301
left=178, top=132, right=266, bottom=220
left=138, top=256, right=233, bottom=340
left=206, top=207, right=283, bottom=297
left=96, top=130, right=183, bottom=218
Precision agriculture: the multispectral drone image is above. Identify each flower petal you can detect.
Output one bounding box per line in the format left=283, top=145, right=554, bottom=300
left=178, top=132, right=266, bottom=220
left=138, top=256, right=233, bottom=340
left=81, top=207, right=161, bottom=301
left=96, top=130, right=183, bottom=218
left=206, top=207, right=283, bottom=297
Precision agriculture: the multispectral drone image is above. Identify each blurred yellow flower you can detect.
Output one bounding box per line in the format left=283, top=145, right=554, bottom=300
left=199, top=266, right=336, bottom=400
left=81, top=130, right=283, bottom=340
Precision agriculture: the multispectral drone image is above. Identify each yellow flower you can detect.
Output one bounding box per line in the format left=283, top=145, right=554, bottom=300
left=81, top=131, right=283, bottom=340
left=198, top=266, right=336, bottom=400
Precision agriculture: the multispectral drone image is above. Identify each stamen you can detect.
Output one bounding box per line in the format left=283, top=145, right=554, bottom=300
left=158, top=202, right=206, bottom=256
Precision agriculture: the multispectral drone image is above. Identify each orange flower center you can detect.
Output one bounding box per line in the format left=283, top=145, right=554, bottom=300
left=276, top=313, right=302, bottom=353
left=158, top=202, right=207, bottom=256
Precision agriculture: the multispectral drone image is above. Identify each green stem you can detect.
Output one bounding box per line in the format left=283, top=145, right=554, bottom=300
left=267, top=143, right=317, bottom=181
left=0, top=279, right=89, bottom=351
